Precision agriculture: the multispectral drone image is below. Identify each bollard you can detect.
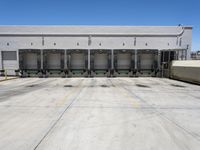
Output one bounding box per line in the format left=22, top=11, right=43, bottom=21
left=5, top=70, right=7, bottom=80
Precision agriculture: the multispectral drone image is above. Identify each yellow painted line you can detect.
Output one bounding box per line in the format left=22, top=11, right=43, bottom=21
left=56, top=79, right=84, bottom=107
left=123, top=91, right=140, bottom=108
left=114, top=81, right=140, bottom=108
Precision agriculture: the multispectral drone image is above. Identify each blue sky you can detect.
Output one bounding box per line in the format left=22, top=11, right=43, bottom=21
left=0, top=0, right=199, bottom=51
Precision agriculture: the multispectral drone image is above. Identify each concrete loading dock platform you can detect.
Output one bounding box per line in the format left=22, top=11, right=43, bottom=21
left=0, top=78, right=200, bottom=150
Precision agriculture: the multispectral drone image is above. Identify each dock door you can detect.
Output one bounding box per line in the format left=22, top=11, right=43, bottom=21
left=90, top=50, right=111, bottom=77
left=43, top=50, right=65, bottom=77
left=67, top=50, right=88, bottom=77
left=19, top=50, right=41, bottom=77
left=113, top=50, right=134, bottom=77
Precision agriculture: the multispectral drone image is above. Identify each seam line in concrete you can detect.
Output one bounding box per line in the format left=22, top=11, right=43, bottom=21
left=114, top=78, right=200, bottom=142
left=33, top=80, right=84, bottom=150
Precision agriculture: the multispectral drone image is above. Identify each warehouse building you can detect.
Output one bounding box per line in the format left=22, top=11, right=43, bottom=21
left=0, top=25, right=192, bottom=77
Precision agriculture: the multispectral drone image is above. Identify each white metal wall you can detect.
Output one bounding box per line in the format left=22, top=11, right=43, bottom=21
left=0, top=26, right=192, bottom=74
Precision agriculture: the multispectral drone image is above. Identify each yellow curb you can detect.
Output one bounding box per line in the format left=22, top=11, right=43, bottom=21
left=0, top=77, right=18, bottom=82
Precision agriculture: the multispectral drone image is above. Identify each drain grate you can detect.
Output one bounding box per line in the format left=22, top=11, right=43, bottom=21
left=171, top=84, right=186, bottom=88
left=135, top=84, right=150, bottom=88
left=64, top=85, right=73, bottom=87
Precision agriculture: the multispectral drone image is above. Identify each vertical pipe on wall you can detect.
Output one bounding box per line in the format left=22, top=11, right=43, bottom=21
left=40, top=50, right=43, bottom=70
left=157, top=50, right=161, bottom=72
left=131, top=50, right=134, bottom=71
left=111, top=49, right=114, bottom=70
left=177, top=50, right=179, bottom=60
left=161, top=51, right=165, bottom=78
left=175, top=50, right=177, bottom=60
left=162, top=51, right=165, bottom=62
left=185, top=49, right=187, bottom=60
left=168, top=51, right=171, bottom=77
left=64, top=49, right=67, bottom=69
left=134, top=49, right=137, bottom=70
left=168, top=50, right=172, bottom=78
left=68, top=52, right=71, bottom=70
left=88, top=49, right=90, bottom=70
left=16, top=50, right=19, bottom=70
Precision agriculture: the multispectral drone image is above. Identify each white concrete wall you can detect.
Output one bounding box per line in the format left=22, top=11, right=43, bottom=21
left=170, top=60, right=200, bottom=84
left=0, top=36, right=189, bottom=50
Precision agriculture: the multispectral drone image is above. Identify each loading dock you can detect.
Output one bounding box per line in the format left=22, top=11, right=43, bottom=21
left=43, top=50, right=65, bottom=77
left=137, top=50, right=158, bottom=77
left=90, top=50, right=111, bottom=77
left=113, top=50, right=134, bottom=77
left=67, top=50, right=88, bottom=77
left=19, top=50, right=42, bottom=77
left=0, top=26, right=192, bottom=77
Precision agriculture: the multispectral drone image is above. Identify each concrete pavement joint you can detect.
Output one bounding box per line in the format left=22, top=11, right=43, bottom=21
left=0, top=78, right=200, bottom=150
left=33, top=79, right=85, bottom=150
left=119, top=79, right=200, bottom=142
left=108, top=78, right=140, bottom=108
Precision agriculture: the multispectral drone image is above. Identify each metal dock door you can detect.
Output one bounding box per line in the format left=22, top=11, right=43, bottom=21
left=2, top=51, right=18, bottom=75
